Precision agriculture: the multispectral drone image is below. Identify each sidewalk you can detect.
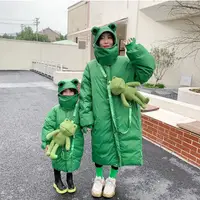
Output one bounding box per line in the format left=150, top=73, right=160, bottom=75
left=0, top=71, right=199, bottom=200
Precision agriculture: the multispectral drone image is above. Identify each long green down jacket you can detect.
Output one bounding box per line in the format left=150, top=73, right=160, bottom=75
left=41, top=79, right=84, bottom=172
left=79, top=23, right=155, bottom=167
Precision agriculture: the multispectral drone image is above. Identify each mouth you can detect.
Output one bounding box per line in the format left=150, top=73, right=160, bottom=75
left=103, top=45, right=110, bottom=48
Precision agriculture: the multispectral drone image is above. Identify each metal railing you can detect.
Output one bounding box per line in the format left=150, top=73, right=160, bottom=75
left=31, top=60, right=68, bottom=80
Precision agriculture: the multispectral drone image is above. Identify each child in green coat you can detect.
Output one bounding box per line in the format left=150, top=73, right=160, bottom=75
left=79, top=23, right=155, bottom=198
left=41, top=79, right=84, bottom=194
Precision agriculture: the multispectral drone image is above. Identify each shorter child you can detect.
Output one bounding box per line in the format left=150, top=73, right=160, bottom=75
left=41, top=79, right=84, bottom=194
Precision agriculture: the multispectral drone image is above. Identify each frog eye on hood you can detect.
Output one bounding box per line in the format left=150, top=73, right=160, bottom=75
left=91, top=26, right=100, bottom=36
left=58, top=81, right=65, bottom=87
left=71, top=78, right=79, bottom=86
left=108, top=23, right=117, bottom=32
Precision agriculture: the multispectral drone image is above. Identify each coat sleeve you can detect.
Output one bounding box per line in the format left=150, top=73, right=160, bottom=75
left=79, top=64, right=94, bottom=128
left=126, top=40, right=155, bottom=84
left=41, top=107, right=57, bottom=149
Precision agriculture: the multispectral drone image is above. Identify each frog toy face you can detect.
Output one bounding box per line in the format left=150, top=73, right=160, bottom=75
left=60, top=119, right=77, bottom=137
left=110, top=76, right=126, bottom=95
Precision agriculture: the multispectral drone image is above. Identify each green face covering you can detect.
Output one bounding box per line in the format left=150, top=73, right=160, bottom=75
left=58, top=94, right=79, bottom=111
left=94, top=44, right=119, bottom=66
left=91, top=23, right=119, bottom=66
left=57, top=78, right=79, bottom=111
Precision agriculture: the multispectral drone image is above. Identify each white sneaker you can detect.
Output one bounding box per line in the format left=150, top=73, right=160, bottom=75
left=91, top=176, right=105, bottom=197
left=103, top=177, right=116, bottom=198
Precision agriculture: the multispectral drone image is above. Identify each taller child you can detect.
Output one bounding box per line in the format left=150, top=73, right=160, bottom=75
left=79, top=23, right=155, bottom=198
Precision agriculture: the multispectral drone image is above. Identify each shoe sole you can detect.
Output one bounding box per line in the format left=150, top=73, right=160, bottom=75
left=103, top=192, right=115, bottom=198
left=91, top=190, right=102, bottom=198
left=68, top=187, right=77, bottom=193
left=53, top=183, right=68, bottom=194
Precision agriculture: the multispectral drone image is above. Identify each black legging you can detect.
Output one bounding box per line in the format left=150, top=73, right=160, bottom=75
left=95, top=163, right=118, bottom=170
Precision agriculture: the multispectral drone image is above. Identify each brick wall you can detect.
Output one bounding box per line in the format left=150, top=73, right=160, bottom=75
left=142, top=114, right=200, bottom=168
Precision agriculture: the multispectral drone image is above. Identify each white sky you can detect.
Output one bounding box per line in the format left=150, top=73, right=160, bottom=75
left=0, top=0, right=80, bottom=35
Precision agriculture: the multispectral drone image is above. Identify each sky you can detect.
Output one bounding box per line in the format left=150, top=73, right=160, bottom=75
left=0, top=0, right=80, bottom=35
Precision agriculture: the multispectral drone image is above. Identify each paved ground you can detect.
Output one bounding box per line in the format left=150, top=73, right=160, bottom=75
left=0, top=71, right=199, bottom=200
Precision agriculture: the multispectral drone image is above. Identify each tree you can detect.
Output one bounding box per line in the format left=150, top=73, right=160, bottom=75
left=150, top=47, right=176, bottom=84
left=56, top=34, right=67, bottom=41
left=16, top=26, right=49, bottom=42
left=0, top=33, right=15, bottom=39
left=163, top=1, right=200, bottom=60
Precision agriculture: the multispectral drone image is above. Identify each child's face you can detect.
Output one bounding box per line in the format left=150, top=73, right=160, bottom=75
left=61, top=89, right=75, bottom=96
left=99, top=32, right=114, bottom=48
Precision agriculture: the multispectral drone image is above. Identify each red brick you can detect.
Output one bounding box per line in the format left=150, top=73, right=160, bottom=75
left=164, top=138, right=176, bottom=146
left=196, top=159, right=200, bottom=166
left=198, top=149, right=200, bottom=154
left=159, top=122, right=170, bottom=130
left=192, top=141, right=200, bottom=149
left=184, top=133, right=199, bottom=142
left=148, top=126, right=157, bottom=134
left=176, top=143, right=190, bottom=153
left=149, top=135, right=157, bottom=142
left=165, top=129, right=169, bottom=134
left=168, top=131, right=178, bottom=138
left=158, top=126, right=165, bottom=132
left=170, top=126, right=178, bottom=132
left=168, top=135, right=182, bottom=145
left=145, top=121, right=154, bottom=127
left=190, top=151, right=200, bottom=159
left=183, top=142, right=198, bottom=152
left=175, top=129, right=184, bottom=136
left=188, top=159, right=199, bottom=167
left=178, top=135, right=192, bottom=144
left=182, top=151, right=197, bottom=161
left=163, top=141, right=182, bottom=153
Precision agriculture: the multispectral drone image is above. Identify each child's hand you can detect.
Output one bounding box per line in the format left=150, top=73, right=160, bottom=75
left=45, top=145, right=49, bottom=153
left=82, top=127, right=92, bottom=134
left=86, top=128, right=92, bottom=134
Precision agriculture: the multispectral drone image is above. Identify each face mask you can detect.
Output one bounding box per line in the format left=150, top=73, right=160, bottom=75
left=94, top=44, right=118, bottom=66
left=58, top=94, right=78, bottom=111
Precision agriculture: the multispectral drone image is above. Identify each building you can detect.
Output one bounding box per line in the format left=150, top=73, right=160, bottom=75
left=67, top=0, right=200, bottom=88
left=39, top=27, right=61, bottom=42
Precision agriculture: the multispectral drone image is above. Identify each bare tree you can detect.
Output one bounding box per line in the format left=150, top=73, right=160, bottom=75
left=163, top=1, right=200, bottom=60
left=150, top=47, right=176, bottom=84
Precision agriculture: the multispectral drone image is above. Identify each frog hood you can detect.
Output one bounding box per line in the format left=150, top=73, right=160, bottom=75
left=91, top=23, right=119, bottom=66
left=57, top=79, right=79, bottom=111
left=57, top=79, right=79, bottom=94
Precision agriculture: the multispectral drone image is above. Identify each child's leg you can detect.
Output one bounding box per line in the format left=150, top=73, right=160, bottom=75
left=95, top=163, right=103, bottom=177
left=66, top=172, right=76, bottom=193
left=53, top=169, right=67, bottom=194
left=91, top=163, right=105, bottom=198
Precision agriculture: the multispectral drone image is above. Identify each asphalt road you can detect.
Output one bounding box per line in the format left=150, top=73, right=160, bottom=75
left=0, top=71, right=199, bottom=200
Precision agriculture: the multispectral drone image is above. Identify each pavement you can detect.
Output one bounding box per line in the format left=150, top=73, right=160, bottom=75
left=0, top=71, right=199, bottom=200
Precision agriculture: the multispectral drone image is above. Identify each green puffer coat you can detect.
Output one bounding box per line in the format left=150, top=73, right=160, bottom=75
left=41, top=79, right=84, bottom=172
left=79, top=23, right=155, bottom=167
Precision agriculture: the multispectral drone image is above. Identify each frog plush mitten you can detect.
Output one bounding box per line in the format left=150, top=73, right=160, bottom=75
left=110, top=76, right=149, bottom=109
left=45, top=119, right=77, bottom=159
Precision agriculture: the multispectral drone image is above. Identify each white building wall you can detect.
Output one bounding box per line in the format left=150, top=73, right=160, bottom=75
left=89, top=0, right=128, bottom=27
left=0, top=39, right=88, bottom=71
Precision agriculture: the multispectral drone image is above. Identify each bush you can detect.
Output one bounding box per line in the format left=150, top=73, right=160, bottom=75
left=143, top=83, right=165, bottom=88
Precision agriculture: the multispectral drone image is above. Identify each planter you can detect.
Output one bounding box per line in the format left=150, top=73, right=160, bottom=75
left=138, top=86, right=178, bottom=100
left=177, top=87, right=200, bottom=106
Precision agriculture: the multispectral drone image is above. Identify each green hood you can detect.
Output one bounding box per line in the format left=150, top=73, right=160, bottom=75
left=57, top=79, right=79, bottom=111
left=91, top=23, right=119, bottom=66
